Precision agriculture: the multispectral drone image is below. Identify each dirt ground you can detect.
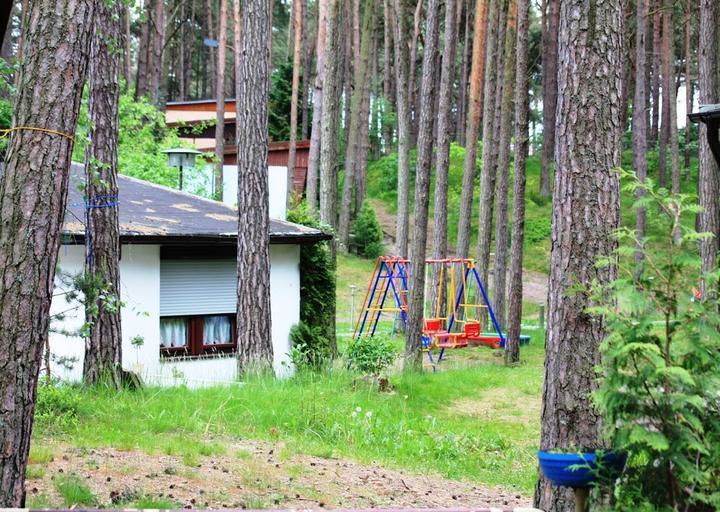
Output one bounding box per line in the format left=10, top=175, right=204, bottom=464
left=28, top=440, right=532, bottom=509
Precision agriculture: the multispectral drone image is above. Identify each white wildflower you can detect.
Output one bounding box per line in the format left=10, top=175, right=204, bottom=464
left=365, top=411, right=373, bottom=418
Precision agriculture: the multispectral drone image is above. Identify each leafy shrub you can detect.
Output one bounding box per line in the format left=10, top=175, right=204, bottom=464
left=289, top=322, right=331, bottom=371
left=287, top=202, right=336, bottom=356
left=353, top=203, right=384, bottom=259
left=524, top=216, right=552, bottom=244
left=593, top=170, right=720, bottom=511
left=35, top=382, right=84, bottom=431
left=347, top=335, right=396, bottom=375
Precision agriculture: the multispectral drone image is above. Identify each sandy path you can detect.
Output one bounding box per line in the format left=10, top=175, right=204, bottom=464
left=28, top=440, right=532, bottom=510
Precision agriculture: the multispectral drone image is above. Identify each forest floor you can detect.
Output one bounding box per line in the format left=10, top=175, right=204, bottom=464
left=27, top=440, right=530, bottom=509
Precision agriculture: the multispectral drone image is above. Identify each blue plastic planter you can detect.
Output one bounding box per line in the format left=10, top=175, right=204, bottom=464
left=537, top=450, right=626, bottom=488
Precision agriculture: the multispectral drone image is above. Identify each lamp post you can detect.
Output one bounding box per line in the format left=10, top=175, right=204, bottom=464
left=161, top=148, right=202, bottom=191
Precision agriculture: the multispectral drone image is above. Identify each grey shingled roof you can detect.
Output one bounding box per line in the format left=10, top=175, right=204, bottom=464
left=63, top=163, right=330, bottom=245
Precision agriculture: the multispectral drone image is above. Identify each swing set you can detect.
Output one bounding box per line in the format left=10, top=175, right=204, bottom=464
left=353, top=256, right=529, bottom=367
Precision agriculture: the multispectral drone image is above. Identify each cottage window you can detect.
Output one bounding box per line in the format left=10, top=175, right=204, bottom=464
left=159, top=314, right=236, bottom=357
left=159, top=253, right=238, bottom=358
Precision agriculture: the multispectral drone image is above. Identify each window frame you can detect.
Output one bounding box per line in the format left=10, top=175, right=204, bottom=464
left=160, top=313, right=237, bottom=358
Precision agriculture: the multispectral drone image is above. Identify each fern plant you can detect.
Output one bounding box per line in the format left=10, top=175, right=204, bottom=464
left=591, top=170, right=720, bottom=511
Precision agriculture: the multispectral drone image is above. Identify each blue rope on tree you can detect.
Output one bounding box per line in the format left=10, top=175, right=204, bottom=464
left=84, top=194, right=119, bottom=266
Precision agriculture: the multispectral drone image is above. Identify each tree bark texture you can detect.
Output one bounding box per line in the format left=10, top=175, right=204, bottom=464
left=432, top=0, right=460, bottom=265
left=534, top=2, right=623, bottom=510
left=123, top=3, right=133, bottom=91
left=683, top=0, right=692, bottom=174
left=206, top=0, right=216, bottom=98
left=338, top=0, right=376, bottom=250
left=698, top=0, right=719, bottom=288
left=306, top=0, right=328, bottom=211
left=650, top=0, right=661, bottom=147
left=476, top=0, right=506, bottom=325
left=236, top=0, right=274, bottom=374
left=319, top=0, right=343, bottom=230
left=0, top=0, right=94, bottom=505
left=658, top=4, right=669, bottom=189
left=149, top=0, right=165, bottom=104
left=505, top=0, right=530, bottom=365
left=633, top=0, right=649, bottom=268
left=664, top=1, right=679, bottom=201
left=287, top=0, right=303, bottom=207
left=406, top=0, right=441, bottom=370
left=492, top=0, right=517, bottom=330
left=135, top=0, right=152, bottom=99
left=215, top=0, right=228, bottom=199
left=83, top=0, right=123, bottom=389
left=455, top=0, right=488, bottom=259
left=456, top=0, right=472, bottom=144
left=354, top=34, right=374, bottom=212
left=539, top=0, right=558, bottom=199
left=300, top=0, right=312, bottom=140
left=393, top=0, right=412, bottom=258
left=382, top=0, right=395, bottom=152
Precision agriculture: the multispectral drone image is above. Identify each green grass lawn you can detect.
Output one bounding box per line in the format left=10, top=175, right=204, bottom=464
left=35, top=337, right=544, bottom=495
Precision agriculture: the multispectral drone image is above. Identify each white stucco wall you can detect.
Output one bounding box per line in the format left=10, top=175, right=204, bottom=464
left=49, top=243, right=300, bottom=387
left=222, top=165, right=288, bottom=220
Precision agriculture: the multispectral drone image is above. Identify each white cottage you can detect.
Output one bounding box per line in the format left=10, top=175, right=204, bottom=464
left=49, top=164, right=329, bottom=387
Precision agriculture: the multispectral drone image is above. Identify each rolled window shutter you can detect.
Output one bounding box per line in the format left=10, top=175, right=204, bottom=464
left=160, top=260, right=236, bottom=316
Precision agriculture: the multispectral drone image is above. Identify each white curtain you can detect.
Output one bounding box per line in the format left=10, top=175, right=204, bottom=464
left=203, top=315, right=231, bottom=345
left=160, top=318, right=187, bottom=348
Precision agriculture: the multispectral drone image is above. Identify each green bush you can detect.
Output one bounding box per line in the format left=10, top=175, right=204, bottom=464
left=287, top=202, right=336, bottom=356
left=353, top=203, right=384, bottom=259
left=524, top=217, right=552, bottom=244
left=35, top=382, right=84, bottom=432
left=593, top=170, right=720, bottom=511
left=289, top=322, right=331, bottom=371
left=347, top=335, right=396, bottom=375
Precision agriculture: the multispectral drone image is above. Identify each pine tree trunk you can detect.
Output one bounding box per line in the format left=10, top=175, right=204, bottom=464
left=504, top=0, right=529, bottom=366
left=407, top=0, right=423, bottom=146
left=338, top=0, right=376, bottom=250
left=683, top=0, right=692, bottom=175
left=124, top=4, right=133, bottom=91
left=287, top=0, right=303, bottom=207
left=650, top=1, right=661, bottom=146
left=406, top=0, right=441, bottom=371
left=236, top=0, right=273, bottom=374
left=319, top=0, right=343, bottom=231
left=393, top=0, right=412, bottom=258
left=83, top=0, right=123, bottom=389
left=534, top=2, right=623, bottom=510
left=698, top=0, right=719, bottom=290
left=215, top=0, right=227, bottom=199
left=354, top=34, right=375, bottom=212
left=431, top=0, right=459, bottom=269
left=455, top=0, right=471, bottom=144
left=382, top=0, right=394, bottom=153
left=206, top=0, right=216, bottom=98
left=455, top=0, right=488, bottom=258
left=149, top=0, right=165, bottom=104
left=0, top=0, right=94, bottom=505
left=658, top=5, right=669, bottom=189
left=634, top=0, right=649, bottom=269
left=492, top=0, right=517, bottom=330
left=539, top=0, right=558, bottom=199
left=135, top=1, right=152, bottom=99
left=476, top=1, right=505, bottom=314
left=665, top=1, right=679, bottom=205
left=299, top=0, right=312, bottom=140
left=306, top=0, right=328, bottom=211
